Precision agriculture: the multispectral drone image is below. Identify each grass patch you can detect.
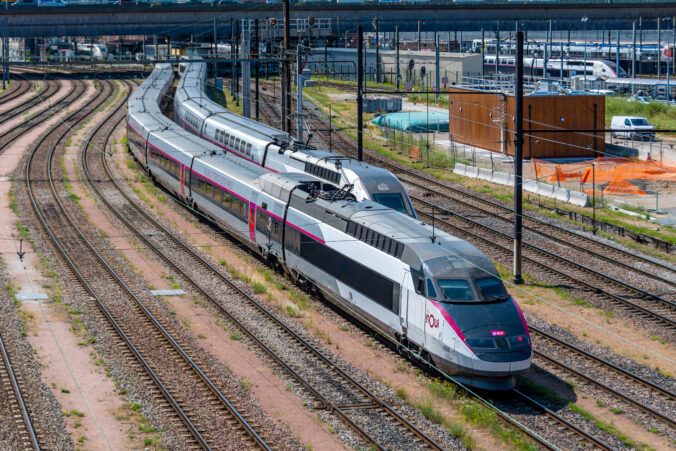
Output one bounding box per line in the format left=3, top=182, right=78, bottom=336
left=568, top=403, right=635, bottom=447
left=252, top=281, right=267, bottom=294
left=229, top=332, right=243, bottom=340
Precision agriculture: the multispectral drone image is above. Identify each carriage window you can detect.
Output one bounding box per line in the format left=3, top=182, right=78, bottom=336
left=246, top=143, right=252, bottom=156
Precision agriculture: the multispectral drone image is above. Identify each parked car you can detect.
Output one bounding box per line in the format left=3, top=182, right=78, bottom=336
left=611, top=116, right=655, bottom=141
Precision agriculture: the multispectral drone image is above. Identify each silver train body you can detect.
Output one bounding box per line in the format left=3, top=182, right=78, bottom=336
left=127, top=64, right=531, bottom=390
left=173, top=61, right=417, bottom=219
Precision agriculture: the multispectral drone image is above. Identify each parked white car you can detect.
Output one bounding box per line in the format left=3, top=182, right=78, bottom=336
left=610, top=116, right=655, bottom=141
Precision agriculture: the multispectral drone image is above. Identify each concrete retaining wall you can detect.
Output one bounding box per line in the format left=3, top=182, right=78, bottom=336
left=453, top=163, right=590, bottom=207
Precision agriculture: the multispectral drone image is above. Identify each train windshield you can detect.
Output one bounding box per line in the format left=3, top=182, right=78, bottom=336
left=476, top=277, right=510, bottom=302
left=373, top=193, right=407, bottom=215
left=437, top=280, right=474, bottom=302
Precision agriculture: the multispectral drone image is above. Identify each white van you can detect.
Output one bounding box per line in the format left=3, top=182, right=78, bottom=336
left=610, top=116, right=655, bottom=141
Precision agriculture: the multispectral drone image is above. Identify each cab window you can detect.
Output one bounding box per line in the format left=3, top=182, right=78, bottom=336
left=624, top=118, right=631, bottom=126
left=426, top=279, right=438, bottom=298
left=437, top=280, right=473, bottom=301
left=475, top=277, right=509, bottom=301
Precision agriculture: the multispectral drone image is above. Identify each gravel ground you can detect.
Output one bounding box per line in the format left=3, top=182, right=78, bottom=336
left=0, top=265, right=73, bottom=450
left=527, top=314, right=676, bottom=441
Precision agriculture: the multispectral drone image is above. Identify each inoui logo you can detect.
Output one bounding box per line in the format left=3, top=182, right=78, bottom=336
left=425, top=313, right=440, bottom=329
left=490, top=330, right=506, bottom=337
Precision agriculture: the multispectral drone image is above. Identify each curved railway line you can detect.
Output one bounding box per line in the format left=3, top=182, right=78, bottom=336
left=0, top=77, right=62, bottom=125
left=0, top=79, right=31, bottom=107
left=26, top=77, right=269, bottom=450
left=0, top=332, right=40, bottom=450
left=0, top=77, right=83, bottom=155
left=249, top=81, right=675, bottom=448
left=80, top=83, right=452, bottom=451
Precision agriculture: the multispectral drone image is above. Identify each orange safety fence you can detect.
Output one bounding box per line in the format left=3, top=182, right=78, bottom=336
left=532, top=157, right=676, bottom=196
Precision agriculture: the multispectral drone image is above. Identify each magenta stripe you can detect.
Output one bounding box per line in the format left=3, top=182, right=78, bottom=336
left=429, top=300, right=475, bottom=355
left=511, top=297, right=530, bottom=338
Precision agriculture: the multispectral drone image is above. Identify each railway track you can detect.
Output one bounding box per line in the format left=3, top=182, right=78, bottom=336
left=0, top=79, right=31, bottom=107
left=0, top=77, right=62, bottom=125
left=81, top=85, right=455, bottom=450
left=0, top=332, right=40, bottom=450
left=0, top=77, right=83, bottom=154
left=530, top=325, right=675, bottom=430
left=27, top=78, right=269, bottom=450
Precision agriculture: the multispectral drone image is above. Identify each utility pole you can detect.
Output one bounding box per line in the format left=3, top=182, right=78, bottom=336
left=375, top=19, right=380, bottom=83
left=357, top=25, right=363, bottom=161
left=616, top=29, right=620, bottom=74
left=658, top=17, right=662, bottom=79
left=495, top=21, right=499, bottom=76
left=417, top=21, right=421, bottom=51
left=231, top=19, right=236, bottom=99
left=481, top=28, right=485, bottom=79
left=395, top=25, right=400, bottom=90
left=255, top=18, right=260, bottom=121
left=282, top=0, right=291, bottom=133
left=213, top=19, right=217, bottom=80
left=513, top=30, right=524, bottom=285
left=435, top=33, right=440, bottom=101
left=632, top=21, right=637, bottom=90
left=242, top=27, right=251, bottom=118
left=297, top=45, right=304, bottom=141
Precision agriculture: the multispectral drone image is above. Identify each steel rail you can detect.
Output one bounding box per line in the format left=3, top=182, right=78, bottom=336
left=0, top=332, right=40, bottom=450
left=531, top=347, right=676, bottom=428
left=24, top=78, right=249, bottom=451
left=530, top=325, right=676, bottom=402
left=512, top=389, right=615, bottom=451
left=0, top=78, right=62, bottom=124
left=412, top=197, right=676, bottom=328
left=0, top=79, right=29, bottom=106
left=87, top=98, right=444, bottom=451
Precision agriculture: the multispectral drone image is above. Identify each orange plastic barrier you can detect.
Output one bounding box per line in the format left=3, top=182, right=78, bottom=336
left=533, top=156, right=676, bottom=196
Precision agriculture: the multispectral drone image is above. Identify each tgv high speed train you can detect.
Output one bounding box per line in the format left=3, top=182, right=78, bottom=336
left=127, top=64, right=531, bottom=390
left=484, top=56, right=627, bottom=78
left=174, top=61, right=417, bottom=219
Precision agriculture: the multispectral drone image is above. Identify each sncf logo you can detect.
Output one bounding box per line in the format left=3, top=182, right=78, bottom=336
left=490, top=330, right=506, bottom=337
left=425, top=313, right=440, bottom=329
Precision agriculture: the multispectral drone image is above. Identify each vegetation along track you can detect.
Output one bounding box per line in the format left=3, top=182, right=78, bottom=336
left=254, top=83, right=676, bottom=329
left=83, top=87, right=455, bottom=450
left=0, top=332, right=40, bottom=450
left=26, top=77, right=268, bottom=450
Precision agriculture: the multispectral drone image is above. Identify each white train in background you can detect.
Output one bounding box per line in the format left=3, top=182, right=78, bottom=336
left=174, top=61, right=418, bottom=218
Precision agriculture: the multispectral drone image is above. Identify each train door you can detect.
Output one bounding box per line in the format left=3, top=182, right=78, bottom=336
left=180, top=165, right=185, bottom=198
left=402, top=273, right=425, bottom=347
left=248, top=194, right=258, bottom=242
left=399, top=273, right=409, bottom=334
